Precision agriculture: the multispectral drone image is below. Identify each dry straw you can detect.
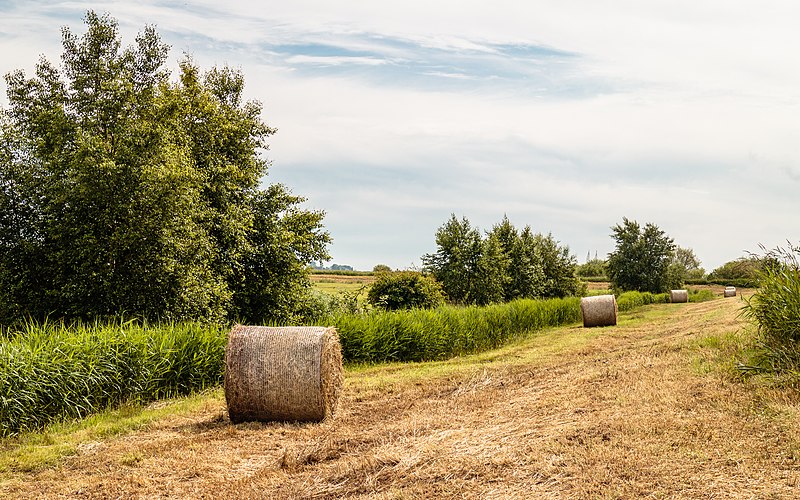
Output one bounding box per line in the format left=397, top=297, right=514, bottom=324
left=580, top=294, right=618, bottom=327
left=224, top=326, right=343, bottom=423
left=724, top=286, right=736, bottom=298
left=670, top=290, right=689, bottom=303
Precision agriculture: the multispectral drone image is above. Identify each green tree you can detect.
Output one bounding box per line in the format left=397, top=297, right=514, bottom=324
left=470, top=231, right=510, bottom=305
left=0, top=12, right=329, bottom=324
left=672, top=246, right=705, bottom=280
left=709, top=257, right=763, bottom=281
left=606, top=218, right=678, bottom=293
left=421, top=214, right=482, bottom=304
left=531, top=233, right=583, bottom=297
left=372, top=264, right=392, bottom=273
left=488, top=216, right=544, bottom=301
left=423, top=214, right=581, bottom=304
left=229, top=185, right=329, bottom=323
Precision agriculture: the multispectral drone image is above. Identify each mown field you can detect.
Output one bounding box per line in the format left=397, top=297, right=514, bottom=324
left=309, top=272, right=377, bottom=296
left=3, top=290, right=798, bottom=498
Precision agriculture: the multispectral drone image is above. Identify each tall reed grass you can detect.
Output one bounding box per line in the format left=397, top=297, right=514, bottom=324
left=616, top=288, right=713, bottom=311
left=0, top=320, right=226, bottom=436
left=333, top=297, right=582, bottom=363
left=742, top=244, right=800, bottom=380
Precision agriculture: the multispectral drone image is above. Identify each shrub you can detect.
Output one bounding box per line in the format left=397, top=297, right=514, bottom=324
left=367, top=271, right=445, bottom=311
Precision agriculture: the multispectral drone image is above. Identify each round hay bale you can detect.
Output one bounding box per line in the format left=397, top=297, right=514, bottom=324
left=724, top=287, right=736, bottom=298
left=670, top=289, right=689, bottom=303
left=580, top=294, right=618, bottom=328
left=224, top=325, right=343, bottom=424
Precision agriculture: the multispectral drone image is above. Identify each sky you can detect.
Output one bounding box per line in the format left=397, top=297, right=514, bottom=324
left=1, top=1, right=798, bottom=271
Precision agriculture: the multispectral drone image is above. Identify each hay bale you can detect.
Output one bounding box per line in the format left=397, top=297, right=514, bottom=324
left=224, top=325, right=343, bottom=423
left=724, top=286, right=736, bottom=298
left=580, top=294, right=618, bottom=327
left=670, top=289, right=689, bottom=303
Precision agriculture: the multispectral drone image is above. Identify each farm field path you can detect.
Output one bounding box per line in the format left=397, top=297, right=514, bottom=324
left=4, top=296, right=800, bottom=498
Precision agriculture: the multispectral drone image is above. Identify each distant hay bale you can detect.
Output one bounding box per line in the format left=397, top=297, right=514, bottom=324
left=670, top=289, right=689, bottom=303
left=580, top=294, right=618, bottom=327
left=724, top=286, right=736, bottom=298
left=224, top=325, right=343, bottom=424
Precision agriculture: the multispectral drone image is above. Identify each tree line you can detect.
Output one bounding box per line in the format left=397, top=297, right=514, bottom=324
left=420, top=215, right=583, bottom=305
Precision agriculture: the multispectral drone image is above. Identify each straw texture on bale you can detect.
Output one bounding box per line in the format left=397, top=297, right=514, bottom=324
left=580, top=294, right=618, bottom=328
left=724, top=286, right=737, bottom=298
left=670, top=290, right=689, bottom=303
left=224, top=325, right=343, bottom=423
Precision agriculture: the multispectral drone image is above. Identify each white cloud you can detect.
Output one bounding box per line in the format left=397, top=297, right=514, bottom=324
left=2, top=0, right=799, bottom=271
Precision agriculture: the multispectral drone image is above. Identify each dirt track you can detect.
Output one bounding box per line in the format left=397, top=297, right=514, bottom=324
left=4, top=297, right=800, bottom=498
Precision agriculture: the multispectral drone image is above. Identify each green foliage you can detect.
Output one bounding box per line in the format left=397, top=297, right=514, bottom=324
left=606, top=217, right=680, bottom=293
left=577, top=258, right=607, bottom=278
left=334, top=297, right=582, bottom=363
left=228, top=185, right=329, bottom=324
left=366, top=271, right=445, bottom=311
left=421, top=214, right=483, bottom=304
left=0, top=12, right=329, bottom=324
left=672, top=246, right=705, bottom=280
left=372, top=264, right=392, bottom=273
left=688, top=289, right=715, bottom=302
left=742, top=244, right=800, bottom=379
left=0, top=320, right=226, bottom=436
left=422, top=214, right=582, bottom=305
left=532, top=232, right=585, bottom=298
left=616, top=291, right=669, bottom=311
left=488, top=217, right=542, bottom=301
left=708, top=257, right=765, bottom=284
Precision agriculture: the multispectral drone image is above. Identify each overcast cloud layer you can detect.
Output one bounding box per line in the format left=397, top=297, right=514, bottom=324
left=2, top=1, right=798, bottom=271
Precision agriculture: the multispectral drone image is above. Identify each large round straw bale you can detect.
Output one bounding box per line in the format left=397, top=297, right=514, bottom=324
left=670, top=289, right=689, bottom=303
left=225, top=326, right=343, bottom=423
left=724, top=286, right=736, bottom=298
left=580, top=294, right=618, bottom=328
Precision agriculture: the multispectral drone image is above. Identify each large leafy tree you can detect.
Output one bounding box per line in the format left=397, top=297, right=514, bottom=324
left=421, top=214, right=483, bottom=304
left=489, top=216, right=543, bottom=301
left=0, top=12, right=329, bottom=323
left=606, top=218, right=678, bottom=293
left=531, top=232, right=583, bottom=298
left=671, top=246, right=705, bottom=280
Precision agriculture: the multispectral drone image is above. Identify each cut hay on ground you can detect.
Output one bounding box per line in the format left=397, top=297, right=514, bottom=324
left=224, top=326, right=343, bottom=423
left=580, top=294, right=618, bottom=327
left=670, top=290, right=688, bottom=303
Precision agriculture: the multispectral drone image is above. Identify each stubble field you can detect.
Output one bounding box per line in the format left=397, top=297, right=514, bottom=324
left=2, top=292, right=799, bottom=498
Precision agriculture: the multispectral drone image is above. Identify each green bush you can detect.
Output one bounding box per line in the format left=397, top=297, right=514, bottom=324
left=366, top=271, right=445, bottom=311
left=0, top=320, right=226, bottom=436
